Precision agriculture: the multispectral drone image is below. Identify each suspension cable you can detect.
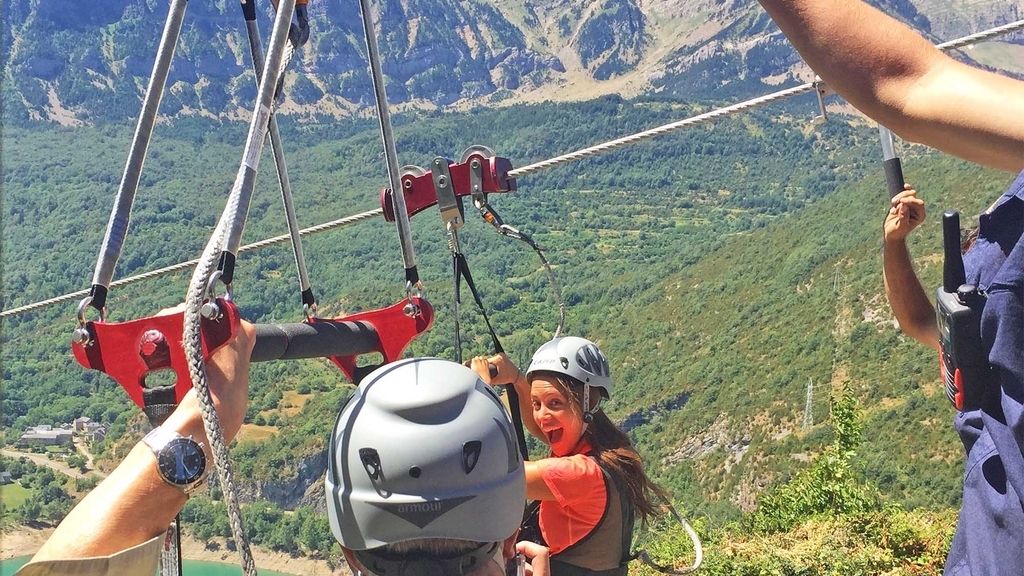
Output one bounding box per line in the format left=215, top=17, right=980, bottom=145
left=5, top=20, right=1021, bottom=320
left=85, top=0, right=189, bottom=316
left=508, top=17, right=1024, bottom=179
left=357, top=0, right=421, bottom=291
left=1, top=209, right=382, bottom=319
left=240, top=0, right=317, bottom=317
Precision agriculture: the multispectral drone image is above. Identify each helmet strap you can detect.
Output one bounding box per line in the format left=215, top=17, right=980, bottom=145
left=581, top=383, right=601, bottom=428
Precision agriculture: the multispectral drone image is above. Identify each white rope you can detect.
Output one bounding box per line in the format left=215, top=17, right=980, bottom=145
left=0, top=208, right=382, bottom=319
left=508, top=83, right=814, bottom=178
left=5, top=20, right=1021, bottom=319
left=509, top=18, right=1024, bottom=179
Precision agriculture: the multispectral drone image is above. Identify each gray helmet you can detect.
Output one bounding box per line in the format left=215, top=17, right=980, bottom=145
left=526, top=336, right=612, bottom=398
left=326, top=357, right=525, bottom=551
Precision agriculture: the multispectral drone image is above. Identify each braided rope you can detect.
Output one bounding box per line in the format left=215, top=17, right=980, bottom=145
left=181, top=4, right=299, bottom=575
left=181, top=206, right=257, bottom=575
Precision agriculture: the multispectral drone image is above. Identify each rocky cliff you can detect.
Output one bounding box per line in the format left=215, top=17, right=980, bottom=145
left=2, top=1, right=1020, bottom=123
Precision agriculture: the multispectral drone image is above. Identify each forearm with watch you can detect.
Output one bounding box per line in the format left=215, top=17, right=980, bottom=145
left=28, top=318, right=254, bottom=563
left=30, top=403, right=211, bottom=561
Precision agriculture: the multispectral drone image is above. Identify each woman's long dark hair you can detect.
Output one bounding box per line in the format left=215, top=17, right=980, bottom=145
left=548, top=374, right=669, bottom=523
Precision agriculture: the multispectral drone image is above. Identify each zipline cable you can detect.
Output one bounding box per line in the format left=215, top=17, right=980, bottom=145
left=5, top=20, right=1022, bottom=320
left=507, top=17, right=1024, bottom=179
left=1, top=209, right=382, bottom=319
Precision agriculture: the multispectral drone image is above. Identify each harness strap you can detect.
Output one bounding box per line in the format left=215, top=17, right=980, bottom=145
left=453, top=253, right=529, bottom=459
left=454, top=252, right=503, bottom=354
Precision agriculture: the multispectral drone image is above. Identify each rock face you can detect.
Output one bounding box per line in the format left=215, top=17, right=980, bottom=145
left=2, top=0, right=1019, bottom=123
left=230, top=450, right=329, bottom=510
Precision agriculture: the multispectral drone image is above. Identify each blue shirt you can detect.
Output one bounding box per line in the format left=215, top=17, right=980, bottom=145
left=946, top=169, right=1024, bottom=575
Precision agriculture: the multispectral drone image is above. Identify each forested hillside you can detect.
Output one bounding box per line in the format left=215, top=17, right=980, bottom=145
left=2, top=94, right=1017, bottom=570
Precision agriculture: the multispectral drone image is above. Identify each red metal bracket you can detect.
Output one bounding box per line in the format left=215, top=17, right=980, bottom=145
left=325, top=296, right=434, bottom=382
left=71, top=299, right=241, bottom=409
left=381, top=153, right=516, bottom=222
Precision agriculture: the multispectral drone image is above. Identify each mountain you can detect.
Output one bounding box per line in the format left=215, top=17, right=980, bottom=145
left=3, top=0, right=1021, bottom=125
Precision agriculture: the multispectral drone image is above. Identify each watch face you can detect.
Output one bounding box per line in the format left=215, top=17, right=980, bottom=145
left=157, top=437, right=207, bottom=486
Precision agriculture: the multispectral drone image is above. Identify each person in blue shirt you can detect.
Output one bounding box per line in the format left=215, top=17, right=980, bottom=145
left=756, top=1, right=1024, bottom=574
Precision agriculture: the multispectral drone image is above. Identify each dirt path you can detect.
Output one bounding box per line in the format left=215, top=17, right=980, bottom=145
left=0, top=449, right=103, bottom=480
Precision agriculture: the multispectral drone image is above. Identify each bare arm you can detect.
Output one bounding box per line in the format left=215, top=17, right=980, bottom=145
left=31, top=317, right=256, bottom=561
left=883, top=187, right=939, bottom=350
left=757, top=0, right=1024, bottom=172
left=523, top=461, right=556, bottom=501
left=884, top=239, right=939, bottom=350
left=472, top=354, right=545, bottom=442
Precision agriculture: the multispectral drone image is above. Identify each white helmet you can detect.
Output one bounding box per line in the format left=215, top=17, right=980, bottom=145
left=326, top=357, right=525, bottom=553
left=526, top=336, right=612, bottom=398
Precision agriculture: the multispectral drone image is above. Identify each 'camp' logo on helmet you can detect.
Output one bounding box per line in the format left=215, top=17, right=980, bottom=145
left=369, top=496, right=476, bottom=528
left=575, top=345, right=609, bottom=377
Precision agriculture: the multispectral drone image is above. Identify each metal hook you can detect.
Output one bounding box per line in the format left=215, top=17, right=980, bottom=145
left=73, top=296, right=98, bottom=345
left=403, top=280, right=422, bottom=318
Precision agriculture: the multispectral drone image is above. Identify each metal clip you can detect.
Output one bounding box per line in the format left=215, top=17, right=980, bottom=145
left=403, top=280, right=422, bottom=317
left=432, top=157, right=463, bottom=231
left=469, top=156, right=486, bottom=208
left=812, top=75, right=829, bottom=124
left=73, top=296, right=103, bottom=345
left=201, top=271, right=229, bottom=320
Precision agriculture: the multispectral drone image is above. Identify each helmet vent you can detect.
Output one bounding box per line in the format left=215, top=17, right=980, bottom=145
left=409, top=466, right=422, bottom=478
left=359, top=448, right=382, bottom=481
left=575, top=344, right=609, bottom=377
left=462, top=441, right=482, bottom=474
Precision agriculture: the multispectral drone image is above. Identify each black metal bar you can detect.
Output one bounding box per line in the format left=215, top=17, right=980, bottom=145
left=250, top=320, right=380, bottom=362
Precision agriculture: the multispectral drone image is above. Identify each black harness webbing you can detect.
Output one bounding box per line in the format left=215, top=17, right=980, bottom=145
left=453, top=252, right=529, bottom=460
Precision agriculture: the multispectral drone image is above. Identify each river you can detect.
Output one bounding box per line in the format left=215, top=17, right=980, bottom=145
left=0, top=557, right=302, bottom=576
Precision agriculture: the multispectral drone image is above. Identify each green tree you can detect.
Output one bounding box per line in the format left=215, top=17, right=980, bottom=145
left=750, top=388, right=879, bottom=534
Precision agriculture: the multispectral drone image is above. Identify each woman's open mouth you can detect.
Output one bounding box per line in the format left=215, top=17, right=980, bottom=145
left=546, top=428, right=563, bottom=445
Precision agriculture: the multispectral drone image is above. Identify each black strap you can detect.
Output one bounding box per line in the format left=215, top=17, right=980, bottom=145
left=453, top=252, right=529, bottom=460
left=548, top=559, right=627, bottom=576
left=454, top=252, right=503, bottom=354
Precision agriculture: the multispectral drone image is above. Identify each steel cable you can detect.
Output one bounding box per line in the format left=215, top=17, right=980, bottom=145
left=5, top=20, right=1021, bottom=319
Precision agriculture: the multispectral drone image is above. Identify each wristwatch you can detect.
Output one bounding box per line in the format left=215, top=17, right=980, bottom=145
left=143, top=426, right=208, bottom=495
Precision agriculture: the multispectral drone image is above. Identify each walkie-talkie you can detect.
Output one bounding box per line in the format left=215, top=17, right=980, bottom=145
left=935, top=211, right=991, bottom=411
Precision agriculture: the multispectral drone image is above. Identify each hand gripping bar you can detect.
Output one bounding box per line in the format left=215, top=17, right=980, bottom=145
left=72, top=297, right=434, bottom=410
left=381, top=152, right=516, bottom=222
